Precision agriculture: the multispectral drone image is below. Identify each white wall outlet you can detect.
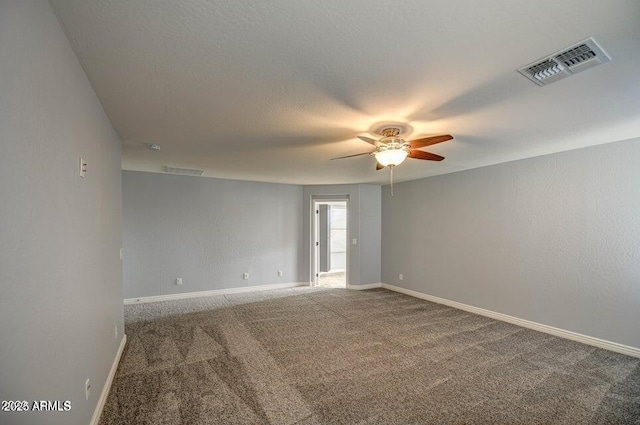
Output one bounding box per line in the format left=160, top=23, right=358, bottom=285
left=114, top=326, right=118, bottom=340
left=85, top=379, right=91, bottom=401
left=243, top=272, right=249, bottom=280
left=176, top=277, right=183, bottom=286
left=352, top=238, right=357, bottom=245
left=79, top=158, right=87, bottom=178
left=399, top=273, right=404, bottom=281
left=277, top=271, right=283, bottom=277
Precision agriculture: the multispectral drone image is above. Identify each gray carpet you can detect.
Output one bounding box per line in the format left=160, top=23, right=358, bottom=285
left=100, top=288, right=640, bottom=424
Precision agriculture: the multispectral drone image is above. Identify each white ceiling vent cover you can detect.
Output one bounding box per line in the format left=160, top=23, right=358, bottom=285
left=518, top=38, right=611, bottom=86
left=163, top=166, right=204, bottom=176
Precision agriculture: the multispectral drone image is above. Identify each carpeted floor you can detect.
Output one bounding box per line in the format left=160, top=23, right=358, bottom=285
left=100, top=287, right=640, bottom=424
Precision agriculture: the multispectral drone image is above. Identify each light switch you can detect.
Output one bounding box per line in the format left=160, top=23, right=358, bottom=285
left=79, top=158, right=87, bottom=178
left=351, top=238, right=357, bottom=245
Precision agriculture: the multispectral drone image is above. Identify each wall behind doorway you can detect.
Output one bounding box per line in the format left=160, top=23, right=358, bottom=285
left=329, top=203, right=347, bottom=271
left=122, top=171, right=303, bottom=298
left=302, top=185, right=381, bottom=287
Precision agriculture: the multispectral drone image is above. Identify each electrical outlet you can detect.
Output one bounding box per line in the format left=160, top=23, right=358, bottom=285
left=243, top=273, right=249, bottom=280
left=277, top=271, right=283, bottom=277
left=85, top=379, right=91, bottom=401
left=176, top=278, right=183, bottom=286
left=79, top=158, right=87, bottom=178
left=399, top=273, right=404, bottom=281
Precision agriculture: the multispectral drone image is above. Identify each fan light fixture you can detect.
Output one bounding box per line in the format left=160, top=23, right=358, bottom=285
left=330, top=126, right=453, bottom=196
left=375, top=149, right=408, bottom=167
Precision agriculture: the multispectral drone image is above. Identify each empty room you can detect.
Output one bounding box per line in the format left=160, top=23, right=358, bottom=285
left=1, top=0, right=639, bottom=424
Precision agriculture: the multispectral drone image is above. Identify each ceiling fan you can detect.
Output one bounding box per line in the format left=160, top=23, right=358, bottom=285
left=332, top=127, right=453, bottom=194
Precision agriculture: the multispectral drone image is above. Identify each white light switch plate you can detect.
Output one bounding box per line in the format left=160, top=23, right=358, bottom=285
left=79, top=158, right=87, bottom=178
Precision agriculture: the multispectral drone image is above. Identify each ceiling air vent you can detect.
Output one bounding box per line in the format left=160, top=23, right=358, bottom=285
left=163, top=166, right=204, bottom=176
left=518, top=38, right=611, bottom=86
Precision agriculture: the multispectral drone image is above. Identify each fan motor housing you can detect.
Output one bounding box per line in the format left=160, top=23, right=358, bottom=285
left=370, top=122, right=413, bottom=138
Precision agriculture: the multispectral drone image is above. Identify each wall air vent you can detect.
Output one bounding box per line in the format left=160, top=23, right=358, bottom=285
left=163, top=166, right=204, bottom=176
left=518, top=38, right=611, bottom=86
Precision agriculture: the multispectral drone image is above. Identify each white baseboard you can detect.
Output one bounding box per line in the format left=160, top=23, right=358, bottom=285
left=124, top=282, right=309, bottom=305
left=382, top=283, right=640, bottom=359
left=347, top=282, right=382, bottom=290
left=90, top=334, right=127, bottom=425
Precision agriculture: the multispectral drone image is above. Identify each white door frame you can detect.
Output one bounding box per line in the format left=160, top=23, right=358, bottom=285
left=311, top=197, right=349, bottom=287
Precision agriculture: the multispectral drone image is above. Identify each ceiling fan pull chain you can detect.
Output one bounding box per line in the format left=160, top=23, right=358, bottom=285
left=390, top=166, right=394, bottom=196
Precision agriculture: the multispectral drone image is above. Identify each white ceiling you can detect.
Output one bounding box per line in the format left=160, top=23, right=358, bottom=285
left=50, top=0, right=640, bottom=185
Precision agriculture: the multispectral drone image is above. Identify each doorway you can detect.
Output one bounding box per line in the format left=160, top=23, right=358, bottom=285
left=313, top=199, right=348, bottom=288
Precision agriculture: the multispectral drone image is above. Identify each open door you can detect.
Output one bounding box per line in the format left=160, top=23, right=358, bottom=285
left=313, top=199, right=347, bottom=288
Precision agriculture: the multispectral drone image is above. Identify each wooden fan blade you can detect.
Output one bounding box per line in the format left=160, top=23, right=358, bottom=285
left=376, top=162, right=384, bottom=170
left=408, top=150, right=444, bottom=161
left=331, top=151, right=374, bottom=160
left=409, top=134, right=453, bottom=149
left=358, top=136, right=378, bottom=145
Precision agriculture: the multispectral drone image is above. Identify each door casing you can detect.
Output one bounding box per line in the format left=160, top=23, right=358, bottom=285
left=311, top=197, right=349, bottom=286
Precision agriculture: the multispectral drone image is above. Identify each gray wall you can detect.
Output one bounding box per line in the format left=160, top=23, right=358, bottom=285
left=0, top=1, right=124, bottom=424
left=359, top=184, right=383, bottom=285
left=122, top=171, right=302, bottom=298
left=302, top=185, right=381, bottom=286
left=382, top=138, right=640, bottom=349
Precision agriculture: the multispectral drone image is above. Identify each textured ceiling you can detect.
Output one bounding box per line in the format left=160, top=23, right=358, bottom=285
left=50, top=0, right=640, bottom=184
